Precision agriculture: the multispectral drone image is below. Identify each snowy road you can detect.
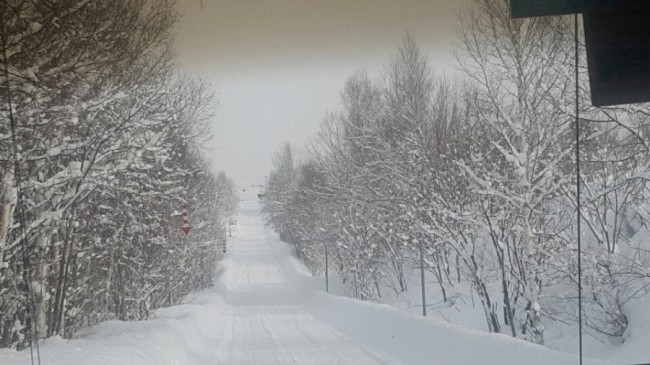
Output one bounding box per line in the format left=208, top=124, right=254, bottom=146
left=0, top=199, right=613, bottom=365
left=212, top=201, right=394, bottom=364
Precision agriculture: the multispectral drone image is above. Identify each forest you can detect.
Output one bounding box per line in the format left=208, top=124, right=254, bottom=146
left=262, top=0, right=650, bottom=346
left=0, top=0, right=238, bottom=349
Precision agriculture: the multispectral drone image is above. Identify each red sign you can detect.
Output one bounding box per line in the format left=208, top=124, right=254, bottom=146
left=180, top=204, right=192, bottom=235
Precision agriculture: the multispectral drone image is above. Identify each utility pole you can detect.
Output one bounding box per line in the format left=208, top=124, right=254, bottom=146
left=325, top=244, right=329, bottom=293
left=419, top=242, right=426, bottom=316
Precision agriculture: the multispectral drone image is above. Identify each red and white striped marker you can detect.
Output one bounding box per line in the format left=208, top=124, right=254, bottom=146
left=181, top=204, right=192, bottom=234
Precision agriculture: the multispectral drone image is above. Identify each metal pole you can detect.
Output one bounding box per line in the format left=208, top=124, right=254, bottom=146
left=419, top=243, right=426, bottom=316
left=325, top=244, right=329, bottom=293
left=574, top=13, right=583, bottom=365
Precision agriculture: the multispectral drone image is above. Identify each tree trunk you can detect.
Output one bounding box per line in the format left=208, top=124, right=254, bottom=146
left=0, top=166, right=16, bottom=265
left=523, top=216, right=543, bottom=344
left=34, top=235, right=49, bottom=339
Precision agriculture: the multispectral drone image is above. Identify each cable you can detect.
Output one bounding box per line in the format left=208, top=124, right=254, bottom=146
left=574, top=12, right=584, bottom=365
left=1, top=8, right=41, bottom=365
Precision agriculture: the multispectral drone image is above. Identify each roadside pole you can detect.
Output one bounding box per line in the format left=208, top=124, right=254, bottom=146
left=419, top=242, right=426, bottom=317
left=325, top=244, right=329, bottom=293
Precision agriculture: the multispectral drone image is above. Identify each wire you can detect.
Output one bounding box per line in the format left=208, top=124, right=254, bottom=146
left=1, top=7, right=41, bottom=365
left=574, top=12, right=584, bottom=365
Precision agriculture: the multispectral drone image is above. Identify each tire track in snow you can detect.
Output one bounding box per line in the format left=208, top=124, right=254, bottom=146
left=210, top=201, right=398, bottom=365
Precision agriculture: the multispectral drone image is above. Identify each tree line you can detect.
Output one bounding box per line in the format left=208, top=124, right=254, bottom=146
left=0, top=0, right=238, bottom=348
left=262, top=0, right=650, bottom=346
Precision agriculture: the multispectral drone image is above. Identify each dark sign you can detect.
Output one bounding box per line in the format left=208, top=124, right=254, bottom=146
left=511, top=1, right=650, bottom=106
left=511, top=0, right=650, bottom=18
left=584, top=9, right=650, bottom=106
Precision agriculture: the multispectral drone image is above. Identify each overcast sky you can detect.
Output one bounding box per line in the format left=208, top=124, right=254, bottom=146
left=173, top=0, right=465, bottom=188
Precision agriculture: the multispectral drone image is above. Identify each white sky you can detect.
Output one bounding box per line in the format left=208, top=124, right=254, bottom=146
left=173, top=0, right=465, bottom=187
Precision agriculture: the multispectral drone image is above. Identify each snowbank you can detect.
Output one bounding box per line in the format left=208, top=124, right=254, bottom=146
left=0, top=291, right=226, bottom=365
left=304, top=290, right=612, bottom=365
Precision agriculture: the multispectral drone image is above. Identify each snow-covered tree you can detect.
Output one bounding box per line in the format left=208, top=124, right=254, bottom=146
left=0, top=0, right=237, bottom=348
left=261, top=1, right=650, bottom=348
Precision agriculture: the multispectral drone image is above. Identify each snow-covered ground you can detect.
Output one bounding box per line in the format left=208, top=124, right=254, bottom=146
left=347, top=252, right=650, bottom=365
left=0, top=198, right=615, bottom=364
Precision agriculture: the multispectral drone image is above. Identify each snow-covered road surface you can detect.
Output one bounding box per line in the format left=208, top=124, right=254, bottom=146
left=212, top=202, right=393, bottom=364
left=0, top=199, right=613, bottom=365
